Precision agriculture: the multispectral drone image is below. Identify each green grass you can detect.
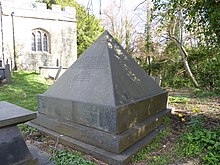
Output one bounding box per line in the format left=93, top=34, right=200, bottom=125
left=192, top=89, right=220, bottom=98
left=133, top=115, right=220, bottom=165
left=0, top=71, right=51, bottom=111
left=168, top=96, right=190, bottom=103
left=0, top=71, right=98, bottom=164
left=133, top=123, right=172, bottom=164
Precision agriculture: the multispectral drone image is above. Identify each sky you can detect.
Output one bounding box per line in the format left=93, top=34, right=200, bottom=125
left=76, top=0, right=146, bottom=18
left=76, top=0, right=151, bottom=33
left=76, top=0, right=152, bottom=20
left=25, top=0, right=150, bottom=33
left=25, top=0, right=148, bottom=19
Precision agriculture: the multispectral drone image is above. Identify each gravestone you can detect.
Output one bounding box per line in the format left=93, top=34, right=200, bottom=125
left=54, top=66, right=62, bottom=80
left=30, top=31, right=170, bottom=165
left=0, top=67, right=5, bottom=80
left=5, top=64, right=12, bottom=83
left=0, top=101, right=38, bottom=165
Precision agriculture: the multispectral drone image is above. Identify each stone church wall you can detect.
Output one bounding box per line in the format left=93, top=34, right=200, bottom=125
left=0, top=0, right=77, bottom=71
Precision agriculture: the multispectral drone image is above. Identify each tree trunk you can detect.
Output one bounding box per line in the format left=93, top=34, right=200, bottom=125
left=170, top=37, right=199, bottom=87
left=168, top=9, right=199, bottom=87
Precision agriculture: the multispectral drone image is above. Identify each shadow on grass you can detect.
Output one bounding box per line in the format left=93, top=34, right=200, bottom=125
left=0, top=71, right=52, bottom=111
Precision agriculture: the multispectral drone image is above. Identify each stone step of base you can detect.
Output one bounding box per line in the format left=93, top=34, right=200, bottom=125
left=28, top=144, right=55, bottom=165
left=28, top=122, right=164, bottom=165
left=30, top=109, right=170, bottom=154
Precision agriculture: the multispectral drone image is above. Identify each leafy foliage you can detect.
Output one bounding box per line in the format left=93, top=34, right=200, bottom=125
left=145, top=57, right=194, bottom=88
left=152, top=0, right=220, bottom=45
left=149, top=0, right=220, bottom=92
left=40, top=0, right=104, bottom=56
left=177, top=117, right=220, bottom=165
left=189, top=46, right=220, bottom=93
left=168, top=96, right=190, bottom=103
left=50, top=150, right=96, bottom=165
left=18, top=123, right=38, bottom=135
left=147, top=45, right=220, bottom=93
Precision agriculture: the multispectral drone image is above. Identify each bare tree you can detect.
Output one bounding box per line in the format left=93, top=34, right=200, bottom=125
left=166, top=9, right=199, bottom=87
left=101, top=1, right=139, bottom=55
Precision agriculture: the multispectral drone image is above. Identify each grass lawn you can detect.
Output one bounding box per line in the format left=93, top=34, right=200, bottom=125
left=0, top=71, right=52, bottom=111
left=0, top=71, right=219, bottom=165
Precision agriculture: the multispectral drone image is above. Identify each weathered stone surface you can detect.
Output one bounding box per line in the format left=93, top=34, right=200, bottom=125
left=32, top=109, right=169, bottom=153
left=43, top=31, right=164, bottom=106
left=28, top=144, right=55, bottom=165
left=0, top=0, right=77, bottom=70
left=29, top=122, right=164, bottom=165
left=0, top=101, right=37, bottom=128
left=5, top=64, right=12, bottom=84
left=0, top=67, right=5, bottom=80
left=31, top=31, right=170, bottom=164
left=0, top=126, right=37, bottom=165
left=36, top=31, right=168, bottom=134
left=38, top=95, right=117, bottom=133
left=38, top=92, right=167, bottom=134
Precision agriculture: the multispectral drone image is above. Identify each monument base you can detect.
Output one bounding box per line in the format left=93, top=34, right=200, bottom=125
left=0, top=126, right=38, bottom=165
left=31, top=109, right=170, bottom=154
left=28, top=122, right=163, bottom=165
left=29, top=108, right=171, bottom=164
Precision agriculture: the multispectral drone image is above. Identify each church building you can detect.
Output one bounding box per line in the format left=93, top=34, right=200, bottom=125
left=0, top=0, right=77, bottom=71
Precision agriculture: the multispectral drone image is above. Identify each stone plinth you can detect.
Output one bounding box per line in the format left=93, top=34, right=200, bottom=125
left=0, top=101, right=37, bottom=128
left=31, top=31, right=170, bottom=164
left=0, top=101, right=38, bottom=165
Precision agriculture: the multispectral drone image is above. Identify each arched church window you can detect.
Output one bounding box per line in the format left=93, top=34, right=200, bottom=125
left=31, top=29, right=49, bottom=52
left=43, top=34, right=48, bottom=52
left=37, top=31, right=42, bottom=51
left=31, top=33, right=36, bottom=51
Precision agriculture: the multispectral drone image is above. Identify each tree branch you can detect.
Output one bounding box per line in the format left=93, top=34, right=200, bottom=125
left=134, top=0, right=147, bottom=11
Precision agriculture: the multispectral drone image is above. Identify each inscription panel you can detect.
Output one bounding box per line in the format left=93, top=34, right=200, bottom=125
left=72, top=70, right=92, bottom=81
left=73, top=56, right=106, bottom=69
left=72, top=101, right=116, bottom=133
left=72, top=102, right=99, bottom=128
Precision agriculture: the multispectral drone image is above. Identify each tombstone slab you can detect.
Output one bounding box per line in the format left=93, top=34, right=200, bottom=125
left=0, top=101, right=37, bottom=128
left=0, top=101, right=38, bottom=165
left=31, top=31, right=170, bottom=164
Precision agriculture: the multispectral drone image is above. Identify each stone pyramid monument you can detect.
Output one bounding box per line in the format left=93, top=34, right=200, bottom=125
left=30, top=31, right=170, bottom=165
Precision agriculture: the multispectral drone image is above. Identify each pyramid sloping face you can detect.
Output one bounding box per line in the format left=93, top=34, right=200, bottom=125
left=44, top=30, right=164, bottom=107
left=107, top=34, right=163, bottom=105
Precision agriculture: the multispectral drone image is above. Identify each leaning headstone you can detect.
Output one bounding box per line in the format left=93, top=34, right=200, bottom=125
left=5, top=64, right=12, bottom=84
left=54, top=66, right=62, bottom=80
left=30, top=31, right=170, bottom=165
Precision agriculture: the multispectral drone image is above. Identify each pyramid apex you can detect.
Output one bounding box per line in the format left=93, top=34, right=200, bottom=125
left=102, top=30, right=110, bottom=34
left=44, top=30, right=165, bottom=106
left=93, top=30, right=113, bottom=44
